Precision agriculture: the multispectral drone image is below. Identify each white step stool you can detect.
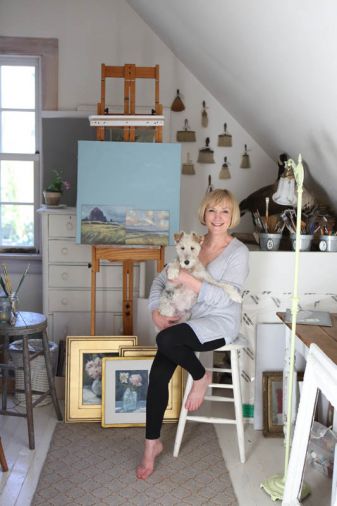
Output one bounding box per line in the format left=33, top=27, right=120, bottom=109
left=173, top=335, right=247, bottom=463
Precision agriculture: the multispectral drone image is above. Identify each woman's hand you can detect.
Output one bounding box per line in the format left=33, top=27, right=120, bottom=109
left=170, top=269, right=202, bottom=294
left=152, top=309, right=181, bottom=330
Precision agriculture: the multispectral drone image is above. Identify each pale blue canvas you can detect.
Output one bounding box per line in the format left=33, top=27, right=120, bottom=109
left=76, top=141, right=181, bottom=245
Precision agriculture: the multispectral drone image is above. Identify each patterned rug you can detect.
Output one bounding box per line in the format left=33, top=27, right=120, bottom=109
left=33, top=422, right=238, bottom=506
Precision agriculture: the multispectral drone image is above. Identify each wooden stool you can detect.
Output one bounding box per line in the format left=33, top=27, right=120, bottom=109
left=0, top=437, right=8, bottom=472
left=0, top=312, right=63, bottom=450
left=173, top=336, right=247, bottom=463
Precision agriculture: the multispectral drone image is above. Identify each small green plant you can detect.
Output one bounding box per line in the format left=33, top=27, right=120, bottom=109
left=45, top=169, right=71, bottom=193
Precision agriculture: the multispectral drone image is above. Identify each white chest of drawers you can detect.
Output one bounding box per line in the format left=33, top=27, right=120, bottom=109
left=39, top=207, right=139, bottom=342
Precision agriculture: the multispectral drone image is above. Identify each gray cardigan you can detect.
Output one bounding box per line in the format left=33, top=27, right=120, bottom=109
left=148, top=238, right=249, bottom=344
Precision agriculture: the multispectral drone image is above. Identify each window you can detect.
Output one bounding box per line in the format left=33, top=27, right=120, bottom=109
left=0, top=55, right=40, bottom=251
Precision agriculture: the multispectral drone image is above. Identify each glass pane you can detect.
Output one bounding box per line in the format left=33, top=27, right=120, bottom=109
left=0, top=204, right=34, bottom=247
left=0, top=160, right=34, bottom=202
left=1, top=111, right=35, bottom=153
left=1, top=65, right=35, bottom=109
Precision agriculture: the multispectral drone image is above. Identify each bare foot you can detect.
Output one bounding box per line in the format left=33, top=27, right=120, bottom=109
left=185, top=371, right=212, bottom=412
left=136, top=439, right=163, bottom=480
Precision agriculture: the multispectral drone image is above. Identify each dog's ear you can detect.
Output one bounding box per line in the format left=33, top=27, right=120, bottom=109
left=192, top=232, right=204, bottom=245
left=174, top=231, right=184, bottom=243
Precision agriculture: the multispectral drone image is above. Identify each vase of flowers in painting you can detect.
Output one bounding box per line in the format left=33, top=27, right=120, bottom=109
left=85, top=356, right=102, bottom=398
left=120, top=372, right=143, bottom=412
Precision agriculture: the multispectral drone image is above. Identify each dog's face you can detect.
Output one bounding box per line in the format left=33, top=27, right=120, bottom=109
left=174, top=232, right=203, bottom=269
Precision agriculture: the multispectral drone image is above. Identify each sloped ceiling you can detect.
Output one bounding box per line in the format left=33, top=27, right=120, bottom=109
left=127, top=0, right=337, bottom=212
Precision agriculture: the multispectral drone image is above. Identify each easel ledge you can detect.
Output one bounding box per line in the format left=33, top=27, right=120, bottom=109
left=90, top=245, right=165, bottom=336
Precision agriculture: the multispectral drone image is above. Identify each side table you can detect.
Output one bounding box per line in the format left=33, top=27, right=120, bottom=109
left=0, top=312, right=63, bottom=449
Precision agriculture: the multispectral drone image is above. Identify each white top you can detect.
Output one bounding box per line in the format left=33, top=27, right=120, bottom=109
left=148, top=238, right=249, bottom=344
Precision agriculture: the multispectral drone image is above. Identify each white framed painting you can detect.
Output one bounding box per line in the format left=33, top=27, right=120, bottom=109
left=102, top=357, right=153, bottom=427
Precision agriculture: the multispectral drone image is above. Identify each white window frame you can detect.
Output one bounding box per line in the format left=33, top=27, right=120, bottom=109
left=0, top=54, right=41, bottom=253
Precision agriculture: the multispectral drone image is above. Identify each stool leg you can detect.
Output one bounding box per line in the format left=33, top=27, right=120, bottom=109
left=23, top=336, right=35, bottom=450
left=41, top=331, right=63, bottom=421
left=0, top=437, right=8, bottom=472
left=173, top=372, right=193, bottom=457
left=2, top=334, right=9, bottom=411
left=231, top=349, right=245, bottom=463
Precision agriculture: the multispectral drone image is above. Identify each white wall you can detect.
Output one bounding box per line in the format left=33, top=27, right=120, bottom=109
left=0, top=0, right=276, bottom=312
left=128, top=0, right=337, bottom=213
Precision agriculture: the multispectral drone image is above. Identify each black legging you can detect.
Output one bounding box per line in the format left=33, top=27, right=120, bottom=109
left=146, top=323, right=225, bottom=439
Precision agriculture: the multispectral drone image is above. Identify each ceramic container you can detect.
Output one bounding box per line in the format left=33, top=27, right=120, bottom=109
left=290, top=234, right=313, bottom=251
left=318, top=235, right=337, bottom=252
left=259, top=233, right=282, bottom=251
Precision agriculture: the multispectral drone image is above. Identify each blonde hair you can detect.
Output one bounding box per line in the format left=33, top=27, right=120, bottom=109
left=198, top=189, right=241, bottom=229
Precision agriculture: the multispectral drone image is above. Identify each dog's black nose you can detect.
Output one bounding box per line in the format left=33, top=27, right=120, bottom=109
left=184, top=260, right=190, bottom=265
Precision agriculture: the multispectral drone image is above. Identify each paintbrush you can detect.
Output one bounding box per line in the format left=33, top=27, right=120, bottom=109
left=1, top=264, right=12, bottom=295
left=265, top=197, right=269, bottom=230
left=0, top=275, right=9, bottom=296
left=13, top=263, right=30, bottom=297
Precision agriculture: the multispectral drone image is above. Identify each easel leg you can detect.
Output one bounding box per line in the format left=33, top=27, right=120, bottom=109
left=123, top=261, right=134, bottom=335
left=90, top=247, right=98, bottom=336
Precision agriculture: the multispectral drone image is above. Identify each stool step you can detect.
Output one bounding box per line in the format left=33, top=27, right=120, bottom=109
left=209, top=383, right=234, bottom=389
left=204, top=395, right=234, bottom=403
left=186, top=415, right=237, bottom=425
left=206, top=367, right=231, bottom=373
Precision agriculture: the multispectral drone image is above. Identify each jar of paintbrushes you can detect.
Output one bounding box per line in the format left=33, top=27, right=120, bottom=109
left=0, top=263, right=30, bottom=324
left=254, top=198, right=284, bottom=251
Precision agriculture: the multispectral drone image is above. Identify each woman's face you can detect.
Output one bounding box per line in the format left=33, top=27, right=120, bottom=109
left=204, top=200, right=232, bottom=234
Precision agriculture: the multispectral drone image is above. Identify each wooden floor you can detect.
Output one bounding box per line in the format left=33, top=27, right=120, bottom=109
left=0, top=399, right=332, bottom=506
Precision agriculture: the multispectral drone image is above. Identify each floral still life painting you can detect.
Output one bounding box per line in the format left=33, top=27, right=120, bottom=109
left=80, top=205, right=169, bottom=246
left=65, top=336, right=138, bottom=423
left=82, top=353, right=117, bottom=405
left=102, top=357, right=153, bottom=427
left=115, top=370, right=148, bottom=413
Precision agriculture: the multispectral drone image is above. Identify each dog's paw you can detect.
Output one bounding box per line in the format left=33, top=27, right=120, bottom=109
left=226, top=286, right=242, bottom=303
left=167, top=266, right=179, bottom=280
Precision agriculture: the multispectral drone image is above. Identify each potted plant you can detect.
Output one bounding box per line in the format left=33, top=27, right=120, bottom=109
left=43, top=169, right=71, bottom=206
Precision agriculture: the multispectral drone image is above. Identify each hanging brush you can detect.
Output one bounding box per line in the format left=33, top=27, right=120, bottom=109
left=181, top=152, right=195, bottom=175
left=197, top=137, right=215, bottom=163
left=171, top=89, right=185, bottom=112
left=218, top=156, right=231, bottom=179
left=206, top=174, right=214, bottom=193
left=218, top=123, right=232, bottom=147
left=240, top=144, right=251, bottom=168
left=201, top=100, right=208, bottom=127
left=176, top=119, right=196, bottom=142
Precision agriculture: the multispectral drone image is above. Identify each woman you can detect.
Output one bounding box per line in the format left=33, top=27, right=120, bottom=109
left=136, top=189, right=249, bottom=480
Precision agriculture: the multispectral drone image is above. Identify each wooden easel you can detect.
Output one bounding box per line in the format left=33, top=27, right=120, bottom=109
left=90, top=63, right=166, bottom=336
left=90, top=246, right=164, bottom=336
left=96, top=63, right=163, bottom=142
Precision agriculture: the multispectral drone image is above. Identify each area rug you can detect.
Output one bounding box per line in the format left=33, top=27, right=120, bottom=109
left=32, top=422, right=238, bottom=506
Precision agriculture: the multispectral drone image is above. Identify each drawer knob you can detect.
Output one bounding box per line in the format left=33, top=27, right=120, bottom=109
left=61, top=272, right=69, bottom=281
left=61, top=298, right=68, bottom=306
left=61, top=247, right=68, bottom=255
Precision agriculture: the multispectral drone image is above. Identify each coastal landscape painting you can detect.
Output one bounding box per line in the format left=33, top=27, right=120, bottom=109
left=80, top=205, right=169, bottom=245
left=76, top=142, right=181, bottom=245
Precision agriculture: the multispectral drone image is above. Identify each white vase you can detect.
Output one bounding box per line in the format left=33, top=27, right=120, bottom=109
left=91, top=378, right=102, bottom=398
left=122, top=387, right=137, bottom=412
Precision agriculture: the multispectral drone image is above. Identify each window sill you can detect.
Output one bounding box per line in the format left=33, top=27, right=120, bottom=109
left=0, top=252, right=41, bottom=273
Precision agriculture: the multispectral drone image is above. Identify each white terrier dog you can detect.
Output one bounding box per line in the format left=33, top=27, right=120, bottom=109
left=158, top=231, right=242, bottom=322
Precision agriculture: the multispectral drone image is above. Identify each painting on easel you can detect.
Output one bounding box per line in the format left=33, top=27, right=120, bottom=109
left=80, top=205, right=169, bottom=245
left=76, top=141, right=181, bottom=245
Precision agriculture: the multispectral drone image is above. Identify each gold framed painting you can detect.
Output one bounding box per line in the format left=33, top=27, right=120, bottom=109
left=262, top=371, right=304, bottom=437
left=102, top=356, right=153, bottom=427
left=65, top=336, right=137, bottom=422
left=120, top=346, right=183, bottom=423
left=102, top=346, right=183, bottom=427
